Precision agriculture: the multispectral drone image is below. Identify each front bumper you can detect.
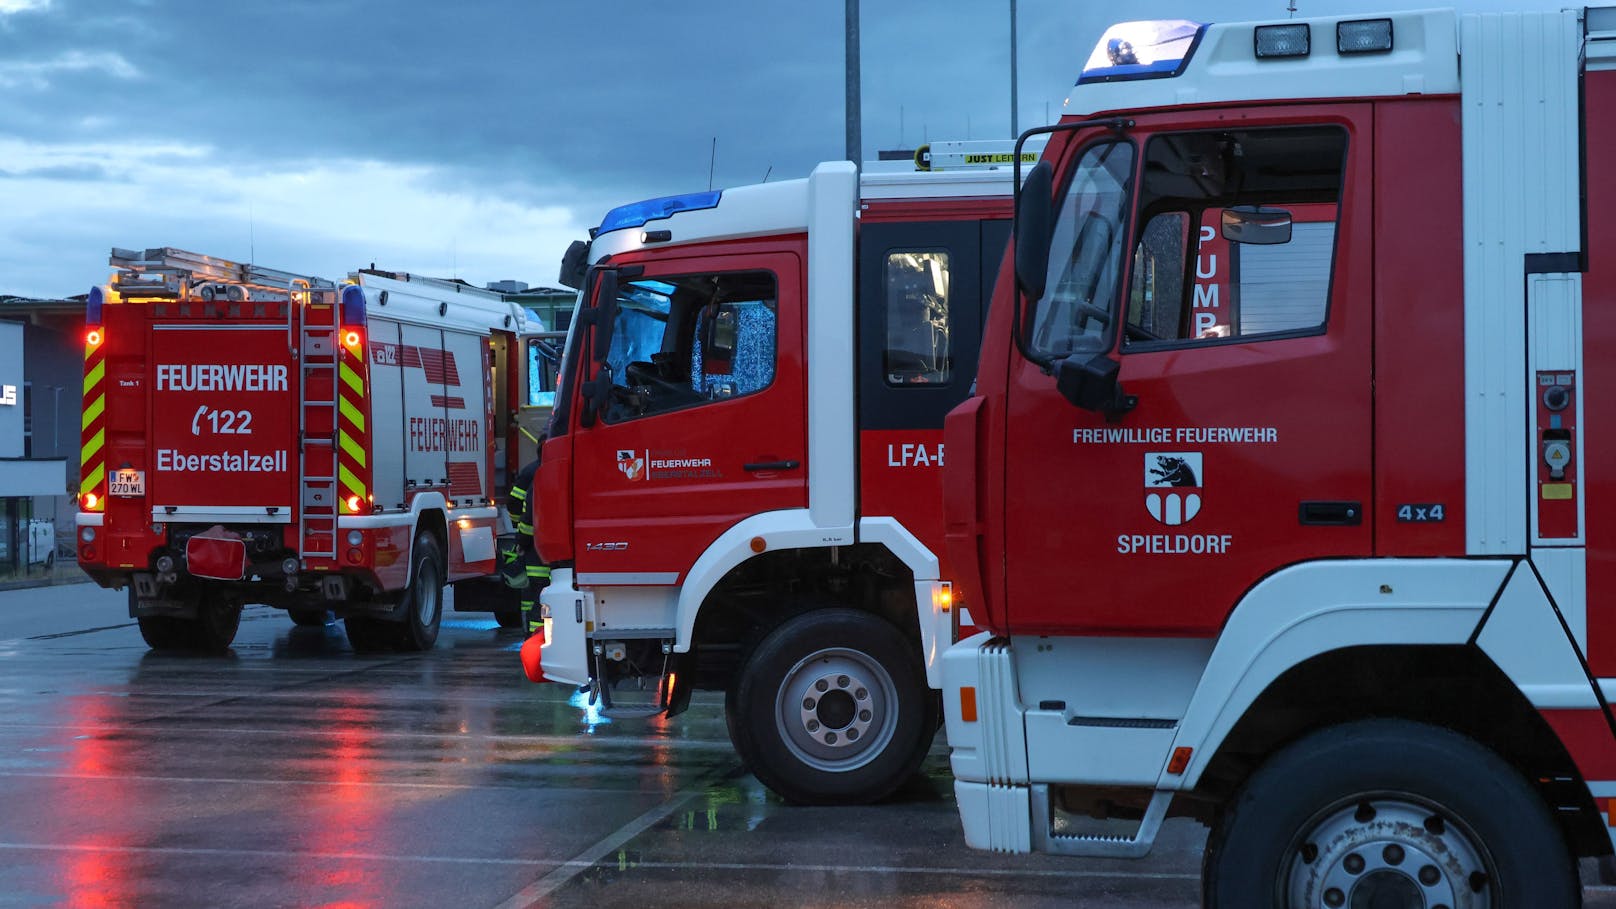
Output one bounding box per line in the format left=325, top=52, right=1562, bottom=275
left=537, top=568, right=591, bottom=686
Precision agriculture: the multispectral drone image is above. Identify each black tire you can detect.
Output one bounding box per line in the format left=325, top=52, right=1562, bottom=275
left=343, top=615, right=391, bottom=652
left=133, top=588, right=239, bottom=652
left=137, top=615, right=191, bottom=650
left=729, top=608, right=935, bottom=805
left=394, top=532, right=444, bottom=652
left=186, top=594, right=242, bottom=653
left=288, top=608, right=331, bottom=627
left=1204, top=718, right=1580, bottom=908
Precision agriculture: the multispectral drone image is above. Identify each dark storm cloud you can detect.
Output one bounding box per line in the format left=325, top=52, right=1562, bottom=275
left=0, top=1, right=1090, bottom=221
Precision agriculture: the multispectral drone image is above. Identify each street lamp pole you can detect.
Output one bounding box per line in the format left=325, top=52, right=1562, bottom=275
left=846, top=0, right=862, bottom=168
left=51, top=385, right=62, bottom=456
left=1010, top=0, right=1019, bottom=137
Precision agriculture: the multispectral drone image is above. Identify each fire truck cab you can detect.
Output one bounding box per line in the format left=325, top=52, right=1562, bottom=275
left=939, top=8, right=1616, bottom=904
left=76, top=249, right=532, bottom=652
left=532, top=159, right=1017, bottom=804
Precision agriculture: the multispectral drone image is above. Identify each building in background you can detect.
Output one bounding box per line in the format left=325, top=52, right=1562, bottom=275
left=494, top=281, right=576, bottom=333
left=0, top=311, right=71, bottom=583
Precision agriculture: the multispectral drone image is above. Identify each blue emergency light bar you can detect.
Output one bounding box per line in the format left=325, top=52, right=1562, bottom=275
left=1078, top=19, right=1207, bottom=84
left=340, top=284, right=367, bottom=326
left=597, top=190, right=722, bottom=234
left=86, top=285, right=105, bottom=325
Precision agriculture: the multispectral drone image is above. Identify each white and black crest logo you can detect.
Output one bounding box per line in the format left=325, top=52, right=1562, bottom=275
left=1144, top=451, right=1202, bottom=526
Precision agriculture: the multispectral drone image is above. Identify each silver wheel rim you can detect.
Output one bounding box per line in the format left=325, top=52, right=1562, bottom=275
left=1285, top=796, right=1496, bottom=908
left=416, top=558, right=440, bottom=626
left=774, top=647, right=899, bottom=773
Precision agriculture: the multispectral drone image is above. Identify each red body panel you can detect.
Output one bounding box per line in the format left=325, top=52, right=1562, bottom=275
left=1543, top=709, right=1616, bottom=781
left=536, top=434, right=573, bottom=563
left=568, top=241, right=808, bottom=583
left=1008, top=104, right=1376, bottom=637
left=1371, top=98, right=1467, bottom=556
left=858, top=427, right=946, bottom=556
left=445, top=515, right=498, bottom=580
left=1582, top=71, right=1616, bottom=675
left=148, top=327, right=297, bottom=511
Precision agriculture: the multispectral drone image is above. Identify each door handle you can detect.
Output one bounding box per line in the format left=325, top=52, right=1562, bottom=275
left=1298, top=501, right=1362, bottom=526
left=744, top=460, right=800, bottom=472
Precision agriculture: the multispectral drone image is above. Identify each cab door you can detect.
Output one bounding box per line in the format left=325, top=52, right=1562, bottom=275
left=569, top=250, right=805, bottom=584
left=1002, top=108, right=1375, bottom=636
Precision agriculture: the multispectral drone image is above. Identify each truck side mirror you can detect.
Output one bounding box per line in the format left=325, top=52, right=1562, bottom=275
left=1221, top=206, right=1293, bottom=245
left=1055, top=352, right=1136, bottom=417
left=1015, top=160, right=1055, bottom=301
left=700, top=304, right=737, bottom=375
left=590, top=269, right=619, bottom=366
left=558, top=240, right=590, bottom=290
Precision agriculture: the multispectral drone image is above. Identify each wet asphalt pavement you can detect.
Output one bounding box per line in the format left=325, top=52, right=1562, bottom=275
left=1, top=583, right=1612, bottom=908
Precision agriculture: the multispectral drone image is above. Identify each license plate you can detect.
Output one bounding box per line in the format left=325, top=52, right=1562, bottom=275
left=110, top=469, right=145, bottom=497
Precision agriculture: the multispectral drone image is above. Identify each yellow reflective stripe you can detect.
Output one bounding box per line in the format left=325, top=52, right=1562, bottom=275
left=510, top=487, right=528, bottom=502
left=81, top=427, right=105, bottom=462
left=83, top=359, right=104, bottom=396
left=81, top=462, right=104, bottom=495
left=339, top=431, right=367, bottom=469
left=340, top=362, right=364, bottom=397
left=339, top=464, right=366, bottom=500
left=339, top=396, right=366, bottom=434
left=526, top=566, right=551, bottom=577
left=516, top=523, right=533, bottom=534
left=81, top=394, right=104, bottom=430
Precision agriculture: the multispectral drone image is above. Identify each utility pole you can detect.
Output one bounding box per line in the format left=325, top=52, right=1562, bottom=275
left=846, top=0, right=861, bottom=167
left=1010, top=0, right=1019, bottom=137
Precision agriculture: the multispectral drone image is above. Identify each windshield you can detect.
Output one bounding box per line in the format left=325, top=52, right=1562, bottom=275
left=1027, top=140, right=1136, bottom=359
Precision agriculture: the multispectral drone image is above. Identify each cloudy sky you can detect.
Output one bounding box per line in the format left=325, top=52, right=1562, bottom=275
left=0, top=0, right=1574, bottom=298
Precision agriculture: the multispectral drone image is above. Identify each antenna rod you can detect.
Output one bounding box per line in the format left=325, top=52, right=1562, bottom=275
left=708, top=137, right=717, bottom=191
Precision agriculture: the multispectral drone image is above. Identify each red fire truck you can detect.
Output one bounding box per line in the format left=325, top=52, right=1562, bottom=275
left=938, top=8, right=1616, bottom=904
left=75, top=248, right=542, bottom=652
left=527, top=158, right=1020, bottom=803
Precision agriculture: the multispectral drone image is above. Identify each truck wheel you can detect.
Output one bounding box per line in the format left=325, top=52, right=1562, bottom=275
left=1204, top=718, right=1578, bottom=908
left=288, top=608, right=331, bottom=627
left=343, top=615, right=390, bottom=653
left=137, top=616, right=191, bottom=650
left=185, top=595, right=242, bottom=653
left=395, top=532, right=444, bottom=652
left=729, top=608, right=935, bottom=805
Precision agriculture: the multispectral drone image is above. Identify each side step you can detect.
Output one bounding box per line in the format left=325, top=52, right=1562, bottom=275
left=1031, top=786, right=1172, bottom=858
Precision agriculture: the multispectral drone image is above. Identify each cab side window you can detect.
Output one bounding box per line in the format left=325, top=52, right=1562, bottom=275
left=602, top=271, right=777, bottom=423
left=1125, top=126, right=1345, bottom=347
left=884, top=251, right=952, bottom=386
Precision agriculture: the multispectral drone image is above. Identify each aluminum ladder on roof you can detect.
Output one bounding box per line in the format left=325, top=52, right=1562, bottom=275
left=293, top=281, right=342, bottom=563
left=109, top=247, right=334, bottom=301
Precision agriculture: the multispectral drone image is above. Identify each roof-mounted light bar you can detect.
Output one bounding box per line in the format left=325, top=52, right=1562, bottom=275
left=1255, top=23, right=1310, bottom=59
left=596, top=190, right=722, bottom=235
left=1337, top=18, right=1394, bottom=54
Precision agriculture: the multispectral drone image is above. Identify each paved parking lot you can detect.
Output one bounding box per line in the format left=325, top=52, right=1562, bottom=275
left=0, top=583, right=1610, bottom=908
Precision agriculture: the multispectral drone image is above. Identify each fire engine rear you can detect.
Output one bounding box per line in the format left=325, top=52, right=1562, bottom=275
left=76, top=248, right=530, bottom=652
left=938, top=8, right=1616, bottom=904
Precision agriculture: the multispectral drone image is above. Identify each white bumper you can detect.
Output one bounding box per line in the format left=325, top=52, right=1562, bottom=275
left=538, top=568, right=592, bottom=687
left=941, top=631, right=1033, bottom=853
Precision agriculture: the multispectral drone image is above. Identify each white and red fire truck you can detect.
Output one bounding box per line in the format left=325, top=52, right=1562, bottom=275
left=526, top=157, right=1023, bottom=804
left=936, top=7, right=1616, bottom=905
left=75, top=248, right=541, bottom=652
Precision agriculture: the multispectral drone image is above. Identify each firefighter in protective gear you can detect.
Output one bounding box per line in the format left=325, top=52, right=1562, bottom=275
left=504, top=458, right=550, bottom=636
